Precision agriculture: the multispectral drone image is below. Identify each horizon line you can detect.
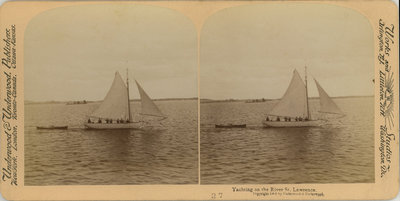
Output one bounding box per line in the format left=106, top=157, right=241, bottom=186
left=25, top=94, right=374, bottom=104
left=24, top=97, right=199, bottom=104
left=200, top=94, right=374, bottom=101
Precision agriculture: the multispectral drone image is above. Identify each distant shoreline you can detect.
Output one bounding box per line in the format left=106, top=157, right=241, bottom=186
left=200, top=95, right=374, bottom=103
left=24, top=97, right=198, bottom=105
left=24, top=95, right=373, bottom=105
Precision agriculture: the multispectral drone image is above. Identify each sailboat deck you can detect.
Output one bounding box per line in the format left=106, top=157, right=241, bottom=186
left=262, top=120, right=321, bottom=128
left=84, top=122, right=142, bottom=130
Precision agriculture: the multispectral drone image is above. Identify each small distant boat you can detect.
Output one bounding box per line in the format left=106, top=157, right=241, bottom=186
left=66, top=100, right=88, bottom=105
left=263, top=67, right=344, bottom=128
left=36, top=126, right=68, bottom=130
left=84, top=70, right=166, bottom=130
left=215, top=124, right=247, bottom=128
left=245, top=98, right=267, bottom=103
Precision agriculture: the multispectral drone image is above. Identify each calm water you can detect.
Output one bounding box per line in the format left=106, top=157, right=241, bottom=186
left=26, top=97, right=374, bottom=185
left=200, top=97, right=374, bottom=184
left=25, top=100, right=198, bottom=185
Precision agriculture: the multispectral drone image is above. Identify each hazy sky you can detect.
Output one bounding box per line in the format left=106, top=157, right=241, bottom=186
left=25, top=4, right=197, bottom=101
left=200, top=3, right=374, bottom=99
left=25, top=3, right=374, bottom=101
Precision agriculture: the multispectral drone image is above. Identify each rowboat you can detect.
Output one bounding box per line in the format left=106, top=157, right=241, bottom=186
left=215, top=124, right=246, bottom=128
left=36, top=126, right=68, bottom=130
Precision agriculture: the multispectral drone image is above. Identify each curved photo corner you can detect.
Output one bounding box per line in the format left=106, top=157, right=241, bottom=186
left=24, top=3, right=199, bottom=186
left=199, top=3, right=375, bottom=184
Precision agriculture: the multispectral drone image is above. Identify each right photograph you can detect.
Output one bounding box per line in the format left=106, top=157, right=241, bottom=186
left=200, top=4, right=374, bottom=184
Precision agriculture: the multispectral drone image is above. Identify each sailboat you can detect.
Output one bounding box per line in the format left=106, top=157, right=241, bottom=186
left=84, top=70, right=165, bottom=129
left=262, top=67, right=343, bottom=128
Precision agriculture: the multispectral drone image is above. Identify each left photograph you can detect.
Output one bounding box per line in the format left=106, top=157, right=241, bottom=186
left=24, top=4, right=198, bottom=185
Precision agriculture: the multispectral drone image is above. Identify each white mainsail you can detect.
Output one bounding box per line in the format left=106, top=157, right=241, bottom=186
left=268, top=69, right=308, bottom=118
left=135, top=80, right=165, bottom=117
left=314, top=79, right=343, bottom=115
left=90, top=72, right=130, bottom=120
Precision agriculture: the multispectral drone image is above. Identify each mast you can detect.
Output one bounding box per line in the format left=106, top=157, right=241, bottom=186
left=126, top=69, right=132, bottom=122
left=305, top=66, right=311, bottom=120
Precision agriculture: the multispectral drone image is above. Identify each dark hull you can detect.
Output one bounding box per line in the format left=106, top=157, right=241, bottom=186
left=37, top=126, right=68, bottom=130
left=215, top=124, right=246, bottom=128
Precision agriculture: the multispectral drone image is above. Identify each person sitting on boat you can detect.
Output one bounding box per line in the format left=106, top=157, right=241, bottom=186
left=88, top=119, right=92, bottom=123
left=276, top=117, right=280, bottom=121
left=266, top=117, right=270, bottom=121
left=288, top=117, right=291, bottom=121
left=295, top=117, right=298, bottom=121
left=98, top=119, right=102, bottom=123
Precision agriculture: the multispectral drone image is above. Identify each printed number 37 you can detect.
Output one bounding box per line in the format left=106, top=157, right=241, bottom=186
left=211, top=193, right=223, bottom=199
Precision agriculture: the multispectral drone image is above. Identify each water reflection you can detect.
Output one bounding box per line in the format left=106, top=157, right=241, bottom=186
left=201, top=97, right=374, bottom=184
left=25, top=100, right=198, bottom=185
